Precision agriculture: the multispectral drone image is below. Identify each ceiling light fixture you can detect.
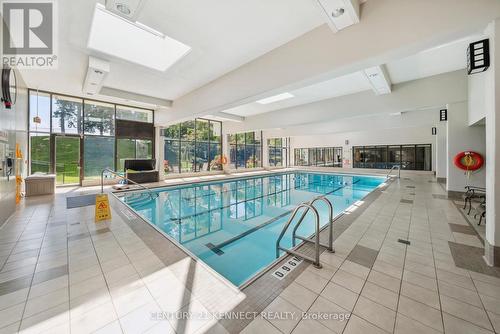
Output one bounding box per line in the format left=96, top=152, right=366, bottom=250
left=256, top=92, right=294, bottom=105
left=331, top=8, right=345, bottom=18
left=115, top=3, right=131, bottom=15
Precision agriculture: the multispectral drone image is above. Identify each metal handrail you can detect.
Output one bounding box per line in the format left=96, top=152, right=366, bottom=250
left=100, top=168, right=158, bottom=200
left=276, top=203, right=322, bottom=268
left=292, top=196, right=334, bottom=253
left=386, top=165, right=401, bottom=179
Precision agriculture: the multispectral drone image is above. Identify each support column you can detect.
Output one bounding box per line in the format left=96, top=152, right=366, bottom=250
left=435, top=122, right=447, bottom=183
left=485, top=20, right=500, bottom=266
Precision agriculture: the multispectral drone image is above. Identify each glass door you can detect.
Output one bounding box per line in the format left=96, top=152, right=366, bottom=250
left=54, top=135, right=81, bottom=185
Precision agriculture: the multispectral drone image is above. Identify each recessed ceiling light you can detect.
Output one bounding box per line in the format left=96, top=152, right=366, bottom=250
left=116, top=3, right=131, bottom=15
left=332, top=8, right=345, bottom=18
left=256, top=92, right=294, bottom=105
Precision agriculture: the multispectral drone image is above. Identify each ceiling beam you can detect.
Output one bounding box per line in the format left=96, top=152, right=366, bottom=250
left=223, top=70, right=465, bottom=134
left=156, top=0, right=500, bottom=126
left=100, top=86, right=172, bottom=108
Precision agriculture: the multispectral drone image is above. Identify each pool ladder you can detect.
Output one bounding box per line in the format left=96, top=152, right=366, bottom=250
left=386, top=165, right=401, bottom=179
left=275, top=196, right=334, bottom=269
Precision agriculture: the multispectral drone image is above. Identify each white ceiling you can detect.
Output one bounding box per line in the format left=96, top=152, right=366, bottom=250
left=222, top=71, right=371, bottom=117
left=19, top=0, right=326, bottom=102
left=219, top=35, right=481, bottom=119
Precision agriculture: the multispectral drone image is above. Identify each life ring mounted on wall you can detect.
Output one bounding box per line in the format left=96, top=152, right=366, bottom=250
left=453, top=151, right=484, bottom=171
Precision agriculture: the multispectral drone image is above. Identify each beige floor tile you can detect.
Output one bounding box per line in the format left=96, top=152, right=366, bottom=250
left=367, top=270, right=401, bottom=293
left=24, top=287, right=69, bottom=318
left=339, top=260, right=370, bottom=280
left=438, top=280, right=482, bottom=307
left=321, top=282, right=358, bottom=311
left=292, top=318, right=334, bottom=334
left=0, top=288, right=29, bottom=312
left=263, top=296, right=302, bottom=334
left=361, top=281, right=398, bottom=311
left=353, top=296, right=395, bottom=332
left=436, top=269, right=476, bottom=291
left=474, top=280, right=500, bottom=299
left=280, top=282, right=318, bottom=311
left=319, top=252, right=344, bottom=269
left=19, top=302, right=69, bottom=334
left=93, top=320, right=124, bottom=334
left=119, top=300, right=162, bottom=334
left=331, top=269, right=365, bottom=294
left=372, top=260, right=403, bottom=279
left=70, top=301, right=118, bottom=334
left=307, top=296, right=350, bottom=333
left=403, top=270, right=437, bottom=291
left=400, top=281, right=440, bottom=309
left=295, top=268, right=329, bottom=294
left=397, top=296, right=443, bottom=332
left=440, top=295, right=493, bottom=331
left=442, top=313, right=494, bottom=334
left=394, top=313, right=441, bottom=334
left=0, top=303, right=25, bottom=329
left=343, top=314, right=388, bottom=334
left=241, top=317, right=281, bottom=334
left=112, top=285, right=156, bottom=317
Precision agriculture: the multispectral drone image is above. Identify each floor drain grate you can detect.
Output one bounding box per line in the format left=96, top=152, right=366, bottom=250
left=398, top=239, right=411, bottom=245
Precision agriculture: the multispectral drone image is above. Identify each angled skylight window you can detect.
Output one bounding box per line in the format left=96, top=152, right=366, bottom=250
left=87, top=4, right=191, bottom=71
left=256, top=92, right=294, bottom=105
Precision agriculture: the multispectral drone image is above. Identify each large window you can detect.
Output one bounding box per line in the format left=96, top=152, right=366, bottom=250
left=161, top=119, right=222, bottom=174
left=294, top=147, right=342, bottom=167
left=352, top=144, right=432, bottom=171
left=28, top=90, right=154, bottom=184
left=268, top=138, right=289, bottom=167
left=228, top=131, right=262, bottom=169
left=117, top=138, right=153, bottom=171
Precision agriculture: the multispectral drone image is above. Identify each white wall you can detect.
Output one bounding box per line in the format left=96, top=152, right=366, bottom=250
left=289, top=126, right=436, bottom=170
left=446, top=101, right=486, bottom=191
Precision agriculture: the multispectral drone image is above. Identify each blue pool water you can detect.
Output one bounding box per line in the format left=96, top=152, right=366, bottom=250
left=117, top=172, right=385, bottom=286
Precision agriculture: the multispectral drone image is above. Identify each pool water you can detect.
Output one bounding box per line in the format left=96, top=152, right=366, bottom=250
left=118, top=172, right=385, bottom=286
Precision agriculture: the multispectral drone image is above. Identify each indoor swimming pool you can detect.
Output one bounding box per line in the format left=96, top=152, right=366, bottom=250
left=117, top=172, right=385, bottom=286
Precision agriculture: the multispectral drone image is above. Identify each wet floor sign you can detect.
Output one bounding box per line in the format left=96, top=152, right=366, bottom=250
left=95, top=194, right=111, bottom=222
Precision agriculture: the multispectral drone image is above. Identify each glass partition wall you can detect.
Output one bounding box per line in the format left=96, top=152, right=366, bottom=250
left=228, top=131, right=263, bottom=169
left=161, top=119, right=222, bottom=174
left=28, top=90, right=154, bottom=185
left=268, top=138, right=290, bottom=167
left=352, top=144, right=432, bottom=170
left=294, top=147, right=342, bottom=167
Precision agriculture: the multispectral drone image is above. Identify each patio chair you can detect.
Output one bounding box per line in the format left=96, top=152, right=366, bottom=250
left=463, top=186, right=486, bottom=215
left=473, top=199, right=486, bottom=225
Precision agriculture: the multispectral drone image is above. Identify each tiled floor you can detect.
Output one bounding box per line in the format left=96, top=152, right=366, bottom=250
left=1, top=171, right=499, bottom=334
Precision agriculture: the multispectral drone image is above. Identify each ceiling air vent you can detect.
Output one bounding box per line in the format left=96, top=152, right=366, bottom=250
left=83, top=56, right=110, bottom=95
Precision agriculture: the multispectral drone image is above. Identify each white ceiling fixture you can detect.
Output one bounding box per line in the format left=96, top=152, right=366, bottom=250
left=105, top=0, right=146, bottom=21
left=83, top=56, right=110, bottom=95
left=256, top=92, right=294, bottom=105
left=88, top=3, right=191, bottom=72
left=363, top=65, right=392, bottom=95
left=315, top=0, right=360, bottom=33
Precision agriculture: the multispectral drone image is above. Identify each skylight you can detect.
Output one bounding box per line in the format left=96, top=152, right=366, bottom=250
left=87, top=4, right=191, bottom=72
left=256, top=92, right=294, bottom=105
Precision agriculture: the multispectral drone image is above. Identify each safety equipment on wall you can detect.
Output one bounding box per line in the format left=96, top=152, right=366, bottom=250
left=453, top=151, right=484, bottom=173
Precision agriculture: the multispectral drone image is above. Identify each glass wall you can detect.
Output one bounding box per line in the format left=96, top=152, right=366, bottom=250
left=294, top=147, right=342, bottom=167
left=161, top=119, right=222, bottom=174
left=352, top=144, right=432, bottom=171
left=28, top=89, right=154, bottom=183
left=268, top=138, right=289, bottom=167
left=228, top=131, right=263, bottom=169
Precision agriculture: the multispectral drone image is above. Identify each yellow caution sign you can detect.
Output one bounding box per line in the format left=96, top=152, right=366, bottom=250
left=95, top=194, right=111, bottom=222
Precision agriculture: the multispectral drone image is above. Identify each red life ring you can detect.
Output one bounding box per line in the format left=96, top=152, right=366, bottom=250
left=453, top=151, right=484, bottom=171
